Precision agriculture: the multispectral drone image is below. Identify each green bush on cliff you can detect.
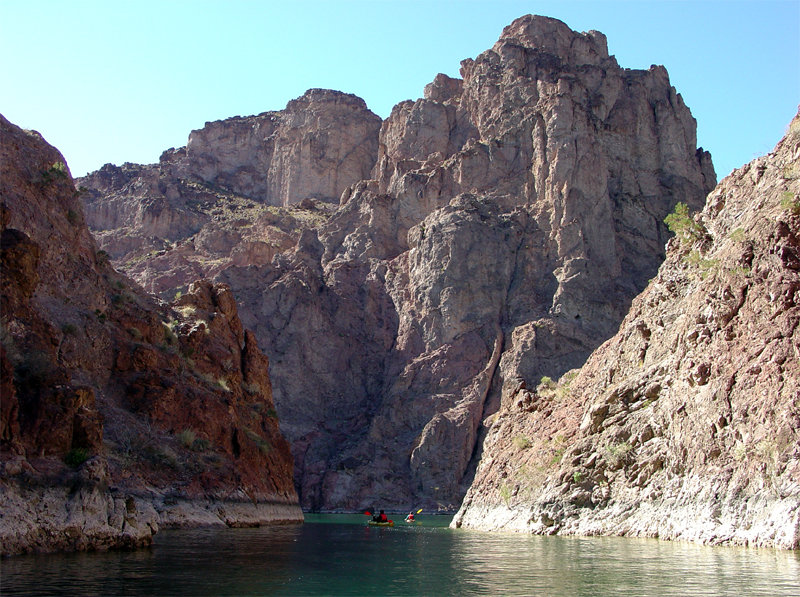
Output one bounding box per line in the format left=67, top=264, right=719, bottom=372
left=512, top=435, right=531, bottom=450
left=781, top=191, right=800, bottom=215
left=178, top=429, right=197, bottom=448
left=244, top=428, right=272, bottom=455
left=498, top=483, right=512, bottom=506
left=665, top=202, right=705, bottom=244
left=64, top=448, right=90, bottom=468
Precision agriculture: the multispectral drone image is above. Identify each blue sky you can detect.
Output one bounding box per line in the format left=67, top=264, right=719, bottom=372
left=1, top=0, right=797, bottom=179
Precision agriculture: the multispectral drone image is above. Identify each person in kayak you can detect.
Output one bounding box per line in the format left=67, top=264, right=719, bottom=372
left=405, top=512, right=415, bottom=522
left=373, top=510, right=388, bottom=523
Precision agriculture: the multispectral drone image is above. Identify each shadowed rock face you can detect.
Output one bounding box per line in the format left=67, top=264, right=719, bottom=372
left=0, top=115, right=301, bottom=556
left=74, top=15, right=715, bottom=513
left=453, top=111, right=800, bottom=550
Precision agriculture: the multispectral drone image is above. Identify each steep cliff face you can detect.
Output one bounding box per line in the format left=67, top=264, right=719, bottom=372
left=224, top=15, right=715, bottom=511
left=453, top=112, right=800, bottom=550
left=0, top=115, right=301, bottom=556
left=76, top=15, right=715, bottom=512
left=76, top=89, right=380, bottom=295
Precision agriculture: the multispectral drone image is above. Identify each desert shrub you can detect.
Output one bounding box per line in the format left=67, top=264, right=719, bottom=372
left=61, top=323, right=77, bottom=335
left=498, top=483, right=512, bottom=506
left=244, top=428, right=272, bottom=455
left=178, top=429, right=197, bottom=448
left=781, top=192, right=800, bottom=215
left=161, top=320, right=179, bottom=347
left=40, top=161, right=69, bottom=184
left=176, top=305, right=197, bottom=318
left=64, top=447, right=90, bottom=467
left=665, top=202, right=705, bottom=243
left=684, top=250, right=719, bottom=279
left=512, top=435, right=531, bottom=450
left=192, top=438, right=211, bottom=451
left=604, top=441, right=633, bottom=468
left=241, top=381, right=261, bottom=395
left=728, top=228, right=747, bottom=243
left=50, top=161, right=68, bottom=178
left=537, top=376, right=557, bottom=397
left=151, top=446, right=179, bottom=468
left=96, top=250, right=111, bottom=266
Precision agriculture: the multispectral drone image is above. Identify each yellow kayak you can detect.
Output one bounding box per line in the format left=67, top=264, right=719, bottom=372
left=368, top=520, right=394, bottom=527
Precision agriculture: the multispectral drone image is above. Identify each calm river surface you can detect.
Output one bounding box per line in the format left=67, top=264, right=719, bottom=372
left=2, top=513, right=798, bottom=596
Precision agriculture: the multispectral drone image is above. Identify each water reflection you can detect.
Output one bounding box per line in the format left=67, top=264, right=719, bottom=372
left=2, top=515, right=798, bottom=596
left=449, top=531, right=800, bottom=597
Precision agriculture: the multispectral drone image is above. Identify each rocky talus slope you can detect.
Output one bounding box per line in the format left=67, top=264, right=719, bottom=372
left=0, top=115, right=301, bottom=556
left=78, top=15, right=716, bottom=512
left=453, top=112, right=800, bottom=550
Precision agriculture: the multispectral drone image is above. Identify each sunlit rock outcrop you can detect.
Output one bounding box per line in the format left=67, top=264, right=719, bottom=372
left=453, top=111, right=800, bottom=550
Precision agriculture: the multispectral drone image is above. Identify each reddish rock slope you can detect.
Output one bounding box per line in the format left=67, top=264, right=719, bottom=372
left=453, top=111, right=800, bottom=550
left=0, top=115, right=301, bottom=556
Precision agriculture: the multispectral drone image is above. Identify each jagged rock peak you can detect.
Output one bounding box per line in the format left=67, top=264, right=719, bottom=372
left=178, top=87, right=382, bottom=206
left=494, top=14, right=609, bottom=64
left=76, top=15, right=717, bottom=515
left=286, top=88, right=373, bottom=112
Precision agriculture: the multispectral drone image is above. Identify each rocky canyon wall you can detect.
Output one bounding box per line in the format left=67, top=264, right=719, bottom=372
left=453, top=111, right=800, bottom=550
left=77, top=15, right=716, bottom=513
left=0, top=115, right=302, bottom=556
left=77, top=89, right=380, bottom=296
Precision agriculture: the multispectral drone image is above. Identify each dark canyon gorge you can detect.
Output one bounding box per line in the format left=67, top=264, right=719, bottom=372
left=2, top=15, right=797, bottom=553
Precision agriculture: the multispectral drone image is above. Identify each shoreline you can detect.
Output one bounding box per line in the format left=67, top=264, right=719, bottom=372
left=0, top=477, right=304, bottom=556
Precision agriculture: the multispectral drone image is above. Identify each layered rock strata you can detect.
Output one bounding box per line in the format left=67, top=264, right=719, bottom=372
left=0, top=115, right=302, bottom=556
left=78, top=15, right=716, bottom=512
left=452, top=112, right=800, bottom=550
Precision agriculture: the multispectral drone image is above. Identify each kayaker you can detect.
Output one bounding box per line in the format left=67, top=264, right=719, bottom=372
left=405, top=512, right=415, bottom=522
left=373, top=510, right=388, bottom=523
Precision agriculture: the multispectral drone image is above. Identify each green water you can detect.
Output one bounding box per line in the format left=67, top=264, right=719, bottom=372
left=2, top=514, right=798, bottom=596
